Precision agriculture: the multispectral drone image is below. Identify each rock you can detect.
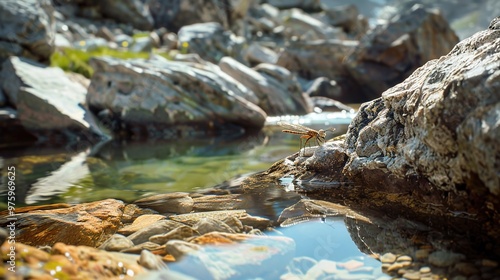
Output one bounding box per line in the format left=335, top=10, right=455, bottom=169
left=138, top=249, right=166, bottom=270
left=127, top=220, right=186, bottom=245
left=118, top=214, right=166, bottom=235
left=2, top=199, right=124, bottom=247
left=51, top=242, right=146, bottom=278
left=319, top=4, right=369, bottom=39
left=343, top=26, right=500, bottom=241
left=192, top=218, right=236, bottom=235
left=276, top=38, right=360, bottom=103
left=304, top=77, right=342, bottom=100
left=0, top=0, right=55, bottom=62
left=192, top=194, right=244, bottom=212
left=99, top=234, right=134, bottom=252
left=219, top=57, right=312, bottom=115
left=243, top=42, right=278, bottom=65
left=165, top=240, right=202, bottom=260
left=121, top=203, right=158, bottom=224
left=148, top=0, right=229, bottom=32
left=279, top=8, right=346, bottom=41
left=380, top=252, right=397, bottom=263
left=0, top=57, right=109, bottom=144
left=87, top=57, right=267, bottom=139
left=178, top=22, right=244, bottom=63
left=222, top=216, right=244, bottom=233
left=237, top=214, right=272, bottom=230
left=133, top=193, right=193, bottom=214
left=99, top=0, right=153, bottom=30
left=149, top=225, right=197, bottom=245
left=169, top=210, right=248, bottom=226
left=121, top=241, right=164, bottom=254
left=428, top=250, right=465, bottom=267
left=266, top=0, right=321, bottom=10
left=345, top=4, right=459, bottom=100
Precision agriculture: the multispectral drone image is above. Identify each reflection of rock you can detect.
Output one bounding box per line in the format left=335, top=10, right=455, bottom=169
left=87, top=57, right=267, bottom=139
left=345, top=5, right=459, bottom=100
left=0, top=0, right=55, bottom=63
left=0, top=57, right=109, bottom=144
left=25, top=151, right=89, bottom=204
left=2, top=199, right=124, bottom=247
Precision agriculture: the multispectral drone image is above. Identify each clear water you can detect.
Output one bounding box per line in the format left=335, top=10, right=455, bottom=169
left=0, top=111, right=390, bottom=279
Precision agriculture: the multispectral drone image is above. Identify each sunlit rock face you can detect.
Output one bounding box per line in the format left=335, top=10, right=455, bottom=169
left=87, top=56, right=268, bottom=139
left=344, top=25, right=500, bottom=240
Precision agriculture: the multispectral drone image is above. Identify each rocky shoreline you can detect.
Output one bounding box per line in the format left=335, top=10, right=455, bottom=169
left=1, top=0, right=499, bottom=279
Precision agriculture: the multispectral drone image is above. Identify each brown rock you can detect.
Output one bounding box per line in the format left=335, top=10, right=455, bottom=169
left=134, top=192, right=194, bottom=214
left=51, top=242, right=146, bottom=278
left=193, top=194, right=244, bottom=212
left=121, top=203, right=158, bottom=224
left=9, top=199, right=124, bottom=247
left=127, top=220, right=185, bottom=245
left=165, top=240, right=202, bottom=260
left=118, top=214, right=166, bottom=235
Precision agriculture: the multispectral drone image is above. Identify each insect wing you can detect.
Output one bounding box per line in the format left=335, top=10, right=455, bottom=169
left=277, top=121, right=312, bottom=133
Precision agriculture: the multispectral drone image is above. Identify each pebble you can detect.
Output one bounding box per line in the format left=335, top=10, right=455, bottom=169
left=387, top=261, right=411, bottom=272
left=165, top=240, right=202, bottom=259
left=127, top=220, right=185, bottom=245
left=454, top=262, right=479, bottom=275
left=402, top=270, right=420, bottom=280
left=481, top=259, right=498, bottom=267
left=428, top=250, right=465, bottom=267
left=99, top=234, right=134, bottom=251
left=419, top=266, right=431, bottom=273
left=192, top=217, right=236, bottom=234
left=222, top=216, right=244, bottom=233
left=415, top=248, right=430, bottom=260
left=380, top=252, right=397, bottom=263
left=149, top=225, right=196, bottom=245
left=138, top=250, right=166, bottom=270
left=396, top=255, right=412, bottom=262
left=121, top=242, right=164, bottom=254
left=118, top=214, right=166, bottom=235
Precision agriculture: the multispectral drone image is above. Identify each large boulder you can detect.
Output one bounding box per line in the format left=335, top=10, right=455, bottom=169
left=87, top=57, right=267, bottom=139
left=345, top=4, right=459, bottom=100
left=0, top=57, right=109, bottom=145
left=0, top=0, right=55, bottom=63
left=219, top=57, right=312, bottom=115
